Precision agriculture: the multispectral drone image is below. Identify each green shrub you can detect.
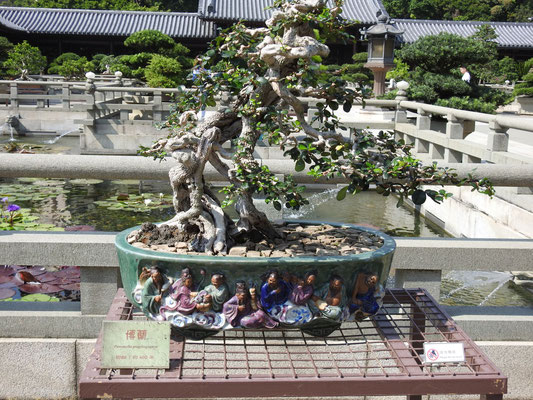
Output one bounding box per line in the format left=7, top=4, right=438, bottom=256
left=3, top=40, right=46, bottom=77
left=124, top=30, right=175, bottom=53
left=513, top=58, right=533, bottom=97
left=386, top=58, right=410, bottom=81
left=48, top=52, right=80, bottom=74
left=144, top=54, right=184, bottom=88
left=57, top=57, right=95, bottom=80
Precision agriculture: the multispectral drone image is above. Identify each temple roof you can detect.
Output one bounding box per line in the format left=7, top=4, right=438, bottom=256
left=197, top=0, right=388, bottom=24
left=394, top=19, right=533, bottom=48
left=0, top=6, right=216, bottom=38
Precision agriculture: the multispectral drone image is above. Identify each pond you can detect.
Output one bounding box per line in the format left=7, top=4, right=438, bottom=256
left=1, top=136, right=531, bottom=308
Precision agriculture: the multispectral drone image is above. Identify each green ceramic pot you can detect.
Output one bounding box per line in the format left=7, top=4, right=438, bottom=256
left=115, top=220, right=396, bottom=339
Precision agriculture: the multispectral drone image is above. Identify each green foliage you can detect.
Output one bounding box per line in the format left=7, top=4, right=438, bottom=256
left=3, top=40, right=47, bottom=77
left=398, top=33, right=493, bottom=75
left=386, top=58, right=410, bottom=81
left=144, top=54, right=184, bottom=88
left=336, top=52, right=373, bottom=87
left=0, top=36, right=13, bottom=61
left=124, top=30, right=176, bottom=53
left=48, top=52, right=81, bottom=74
left=513, top=58, right=533, bottom=97
left=57, top=57, right=95, bottom=80
left=382, top=0, right=533, bottom=21
left=397, top=31, right=511, bottom=112
left=120, top=30, right=192, bottom=84
left=4, top=0, right=199, bottom=12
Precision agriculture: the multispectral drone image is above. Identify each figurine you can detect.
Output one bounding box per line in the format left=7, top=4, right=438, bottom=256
left=269, top=270, right=317, bottom=325
left=195, top=272, right=230, bottom=312
left=349, top=272, right=381, bottom=321
left=141, top=266, right=172, bottom=317
left=310, top=274, right=346, bottom=320
left=160, top=272, right=208, bottom=317
left=259, top=270, right=290, bottom=313
left=223, top=281, right=278, bottom=328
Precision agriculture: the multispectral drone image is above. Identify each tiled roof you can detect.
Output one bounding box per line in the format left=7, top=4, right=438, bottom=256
left=394, top=19, right=533, bottom=48
left=0, top=7, right=216, bottom=38
left=197, top=0, right=388, bottom=24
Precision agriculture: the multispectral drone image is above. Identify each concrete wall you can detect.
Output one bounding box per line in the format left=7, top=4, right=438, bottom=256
left=0, top=109, right=85, bottom=135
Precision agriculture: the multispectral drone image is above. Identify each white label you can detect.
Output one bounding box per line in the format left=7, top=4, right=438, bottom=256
left=423, top=342, right=465, bottom=363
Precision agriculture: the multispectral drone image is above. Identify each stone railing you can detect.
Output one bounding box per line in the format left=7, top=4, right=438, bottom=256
left=394, top=100, right=533, bottom=165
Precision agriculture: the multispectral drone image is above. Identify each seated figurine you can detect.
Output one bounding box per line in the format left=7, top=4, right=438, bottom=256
left=269, top=270, right=317, bottom=325
left=195, top=272, right=230, bottom=312
left=141, top=266, right=172, bottom=317
left=349, top=272, right=380, bottom=321
left=260, top=270, right=290, bottom=313
left=309, top=274, right=346, bottom=320
left=223, top=282, right=278, bottom=328
left=160, top=272, right=208, bottom=318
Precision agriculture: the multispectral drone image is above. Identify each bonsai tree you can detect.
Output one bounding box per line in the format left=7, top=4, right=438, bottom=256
left=3, top=40, right=46, bottom=79
left=139, top=0, right=494, bottom=254
left=121, top=29, right=193, bottom=86
left=396, top=30, right=512, bottom=113
left=513, top=58, right=533, bottom=97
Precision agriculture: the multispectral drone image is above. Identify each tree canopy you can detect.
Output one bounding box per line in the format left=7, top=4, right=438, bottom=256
left=3, top=0, right=198, bottom=12
left=382, top=0, right=533, bottom=22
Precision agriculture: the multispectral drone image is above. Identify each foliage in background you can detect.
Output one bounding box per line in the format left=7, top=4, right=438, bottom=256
left=396, top=30, right=512, bottom=112
left=385, top=58, right=410, bottom=81
left=48, top=53, right=95, bottom=79
left=381, top=0, right=533, bottom=21
left=3, top=0, right=199, bottom=12
left=3, top=40, right=47, bottom=77
left=119, top=30, right=193, bottom=86
left=513, top=58, right=533, bottom=97
left=320, top=53, right=373, bottom=93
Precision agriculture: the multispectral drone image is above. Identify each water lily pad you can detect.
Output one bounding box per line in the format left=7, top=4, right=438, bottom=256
left=0, top=275, right=14, bottom=284
left=0, top=266, right=16, bottom=276
left=69, top=179, right=103, bottom=185
left=0, top=287, right=16, bottom=300
left=58, top=283, right=80, bottom=291
left=19, top=283, right=62, bottom=294
left=19, top=293, right=60, bottom=302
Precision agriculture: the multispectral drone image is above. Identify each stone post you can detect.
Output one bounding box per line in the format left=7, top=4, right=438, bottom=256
left=9, top=82, right=18, bottom=110
left=487, top=120, right=509, bottom=152
left=153, top=90, right=162, bottom=121
left=394, top=80, right=409, bottom=123
left=415, top=108, right=431, bottom=131
left=446, top=113, right=464, bottom=139
left=61, top=83, right=70, bottom=110
left=82, top=72, right=97, bottom=152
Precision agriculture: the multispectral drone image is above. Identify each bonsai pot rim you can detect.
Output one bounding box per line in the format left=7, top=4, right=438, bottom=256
left=115, top=219, right=396, bottom=265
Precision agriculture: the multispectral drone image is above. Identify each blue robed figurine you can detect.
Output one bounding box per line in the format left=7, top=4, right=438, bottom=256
left=260, top=271, right=290, bottom=313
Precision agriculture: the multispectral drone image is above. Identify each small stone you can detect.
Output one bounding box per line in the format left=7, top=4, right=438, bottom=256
left=229, top=246, right=247, bottom=256
left=316, top=248, right=337, bottom=256
left=175, top=242, right=188, bottom=249
left=246, top=251, right=262, bottom=258
left=295, top=226, right=304, bottom=232
left=132, top=242, right=146, bottom=248
left=175, top=248, right=188, bottom=255
left=271, top=251, right=286, bottom=257
left=261, top=250, right=273, bottom=257
left=286, top=233, right=300, bottom=241
left=127, top=235, right=136, bottom=244
left=256, top=244, right=271, bottom=251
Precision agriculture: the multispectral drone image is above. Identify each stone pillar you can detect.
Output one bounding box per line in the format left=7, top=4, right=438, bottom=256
left=372, top=70, right=387, bottom=97
left=446, top=114, right=464, bottom=139
left=9, top=82, right=18, bottom=110
left=416, top=108, right=431, bottom=131
left=487, top=120, right=509, bottom=152
left=394, top=81, right=409, bottom=124
left=80, top=267, right=120, bottom=315
left=61, top=83, right=70, bottom=110
left=153, top=90, right=162, bottom=121
left=394, top=269, right=442, bottom=300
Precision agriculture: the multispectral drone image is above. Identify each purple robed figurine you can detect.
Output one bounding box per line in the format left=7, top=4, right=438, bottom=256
left=223, top=282, right=278, bottom=328
left=260, top=271, right=290, bottom=312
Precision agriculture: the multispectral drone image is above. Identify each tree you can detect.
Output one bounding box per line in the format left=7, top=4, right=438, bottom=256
left=121, top=30, right=192, bottom=86
left=137, top=0, right=494, bottom=254
left=3, top=40, right=47, bottom=78
left=513, top=58, right=533, bottom=97
left=396, top=31, right=511, bottom=112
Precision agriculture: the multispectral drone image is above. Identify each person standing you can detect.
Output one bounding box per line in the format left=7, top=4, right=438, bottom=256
left=460, top=66, right=471, bottom=84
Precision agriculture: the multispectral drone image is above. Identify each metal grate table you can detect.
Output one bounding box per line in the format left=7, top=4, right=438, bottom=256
left=79, top=288, right=507, bottom=400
